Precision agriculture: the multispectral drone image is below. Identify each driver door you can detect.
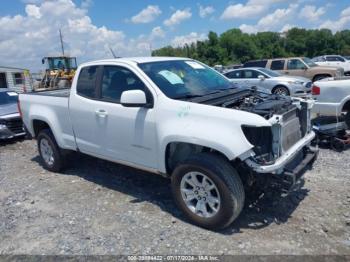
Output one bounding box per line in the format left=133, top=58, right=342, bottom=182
left=285, top=59, right=307, bottom=77
left=70, top=64, right=158, bottom=170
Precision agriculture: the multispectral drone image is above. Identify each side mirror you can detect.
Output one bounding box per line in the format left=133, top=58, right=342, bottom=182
left=120, top=90, right=150, bottom=108
left=258, top=75, right=265, bottom=80
left=41, top=58, right=45, bottom=64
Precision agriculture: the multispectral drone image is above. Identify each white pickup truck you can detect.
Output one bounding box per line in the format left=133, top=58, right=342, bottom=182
left=19, top=57, right=317, bottom=229
left=312, top=77, right=350, bottom=126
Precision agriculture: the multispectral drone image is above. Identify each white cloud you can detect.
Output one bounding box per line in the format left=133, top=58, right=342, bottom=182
left=239, top=4, right=298, bottom=33
left=319, top=6, right=350, bottom=32
left=341, top=6, right=350, bottom=17
left=280, top=24, right=295, bottom=32
left=150, top=26, right=165, bottom=39
left=199, top=5, right=215, bottom=18
left=131, top=5, right=161, bottom=24
left=25, top=4, right=42, bottom=19
left=299, top=5, right=325, bottom=22
left=164, top=8, right=192, bottom=27
left=171, top=32, right=207, bottom=47
left=0, top=0, right=155, bottom=71
left=81, top=0, right=93, bottom=10
left=221, top=0, right=286, bottom=20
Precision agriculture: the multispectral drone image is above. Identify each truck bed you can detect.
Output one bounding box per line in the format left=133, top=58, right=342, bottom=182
left=26, top=88, right=70, bottom=97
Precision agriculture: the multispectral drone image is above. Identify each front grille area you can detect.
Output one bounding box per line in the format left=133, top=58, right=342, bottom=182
left=280, top=108, right=304, bottom=152
left=4, top=118, right=24, bottom=134
left=281, top=117, right=302, bottom=152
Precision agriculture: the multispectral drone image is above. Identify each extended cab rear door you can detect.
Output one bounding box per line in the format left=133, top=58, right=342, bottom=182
left=284, top=58, right=308, bottom=78
left=69, top=63, right=158, bottom=170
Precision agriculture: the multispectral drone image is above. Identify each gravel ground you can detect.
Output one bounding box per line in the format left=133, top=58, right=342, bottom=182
left=0, top=138, right=350, bottom=255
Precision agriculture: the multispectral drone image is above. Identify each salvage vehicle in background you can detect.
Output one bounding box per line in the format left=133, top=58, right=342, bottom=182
left=224, top=67, right=312, bottom=96
left=312, top=55, right=350, bottom=76
left=19, top=57, right=317, bottom=230
left=312, top=77, right=350, bottom=127
left=244, top=57, right=344, bottom=82
left=0, top=90, right=25, bottom=139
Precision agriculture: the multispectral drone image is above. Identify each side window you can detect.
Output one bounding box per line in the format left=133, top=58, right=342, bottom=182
left=13, top=73, right=24, bottom=85
left=244, top=60, right=267, bottom=68
left=287, top=59, right=306, bottom=70
left=270, top=60, right=285, bottom=70
left=101, top=66, right=146, bottom=103
left=76, top=66, right=98, bottom=98
left=243, top=70, right=258, bottom=78
left=225, top=70, right=242, bottom=79
left=326, top=56, right=337, bottom=62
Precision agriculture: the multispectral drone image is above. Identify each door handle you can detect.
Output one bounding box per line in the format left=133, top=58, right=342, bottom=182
left=95, top=109, right=108, bottom=118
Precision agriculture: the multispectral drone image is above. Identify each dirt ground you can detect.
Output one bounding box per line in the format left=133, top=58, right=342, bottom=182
left=0, top=139, right=350, bottom=255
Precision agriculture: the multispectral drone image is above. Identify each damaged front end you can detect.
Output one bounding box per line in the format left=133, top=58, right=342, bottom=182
left=195, top=87, right=318, bottom=192
left=211, top=88, right=318, bottom=192
left=236, top=92, right=318, bottom=192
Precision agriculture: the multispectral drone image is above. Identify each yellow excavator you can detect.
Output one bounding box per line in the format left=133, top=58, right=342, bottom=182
left=37, top=56, right=77, bottom=90
left=35, top=30, right=77, bottom=91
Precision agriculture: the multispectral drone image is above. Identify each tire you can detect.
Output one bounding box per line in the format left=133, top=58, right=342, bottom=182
left=37, top=129, right=65, bottom=172
left=171, top=152, right=245, bottom=230
left=272, top=85, right=290, bottom=96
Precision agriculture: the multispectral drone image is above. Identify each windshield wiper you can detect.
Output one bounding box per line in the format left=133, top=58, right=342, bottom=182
left=173, top=93, right=203, bottom=99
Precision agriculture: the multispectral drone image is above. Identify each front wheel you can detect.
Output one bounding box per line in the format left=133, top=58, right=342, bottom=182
left=273, top=86, right=290, bottom=96
left=171, top=153, right=245, bottom=230
left=37, top=129, right=65, bottom=172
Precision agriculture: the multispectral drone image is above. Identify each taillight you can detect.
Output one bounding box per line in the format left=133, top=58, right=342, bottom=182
left=17, top=99, right=23, bottom=118
left=312, top=85, right=320, bottom=95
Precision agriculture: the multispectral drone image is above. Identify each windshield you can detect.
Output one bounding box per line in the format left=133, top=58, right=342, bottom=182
left=138, top=60, right=233, bottom=99
left=302, top=57, right=317, bottom=67
left=258, top=68, right=282, bottom=77
left=48, top=57, right=77, bottom=70
left=0, top=91, right=18, bottom=105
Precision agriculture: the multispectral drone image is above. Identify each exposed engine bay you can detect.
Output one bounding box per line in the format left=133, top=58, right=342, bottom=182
left=190, top=87, right=312, bottom=166
left=193, top=87, right=297, bottom=119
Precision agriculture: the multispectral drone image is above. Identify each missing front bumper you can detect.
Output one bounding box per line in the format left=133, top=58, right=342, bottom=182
left=244, top=131, right=316, bottom=174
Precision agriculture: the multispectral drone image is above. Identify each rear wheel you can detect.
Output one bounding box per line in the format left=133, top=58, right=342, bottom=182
left=272, top=85, right=290, bottom=96
left=171, top=153, right=245, bottom=230
left=37, top=129, right=65, bottom=172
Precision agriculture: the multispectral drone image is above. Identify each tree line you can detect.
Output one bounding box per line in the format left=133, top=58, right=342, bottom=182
left=152, top=28, right=350, bottom=66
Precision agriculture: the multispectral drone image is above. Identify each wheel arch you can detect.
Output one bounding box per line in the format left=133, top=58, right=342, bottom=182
left=341, top=99, right=350, bottom=112
left=32, top=119, right=52, bottom=138
left=164, top=141, right=232, bottom=175
left=312, top=74, right=331, bottom=82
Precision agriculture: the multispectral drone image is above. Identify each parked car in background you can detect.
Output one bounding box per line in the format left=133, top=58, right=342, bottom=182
left=312, top=77, right=350, bottom=125
left=19, top=57, right=317, bottom=230
left=0, top=90, right=25, bottom=139
left=224, top=67, right=312, bottom=96
left=312, top=55, right=350, bottom=76
left=344, top=56, right=350, bottom=61
left=244, top=57, right=344, bottom=82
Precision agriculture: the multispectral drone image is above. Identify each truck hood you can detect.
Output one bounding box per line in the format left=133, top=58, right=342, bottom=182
left=0, top=103, right=18, bottom=117
left=188, top=88, right=297, bottom=120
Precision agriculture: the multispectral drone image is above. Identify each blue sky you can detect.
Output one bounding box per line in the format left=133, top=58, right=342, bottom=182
left=0, top=0, right=350, bottom=71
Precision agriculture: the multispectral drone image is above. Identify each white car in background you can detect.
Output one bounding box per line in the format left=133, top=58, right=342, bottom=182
left=312, top=55, right=350, bottom=76
left=312, top=77, right=350, bottom=125
left=224, top=67, right=312, bottom=96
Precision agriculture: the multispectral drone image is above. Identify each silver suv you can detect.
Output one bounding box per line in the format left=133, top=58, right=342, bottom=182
left=224, top=67, right=312, bottom=96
